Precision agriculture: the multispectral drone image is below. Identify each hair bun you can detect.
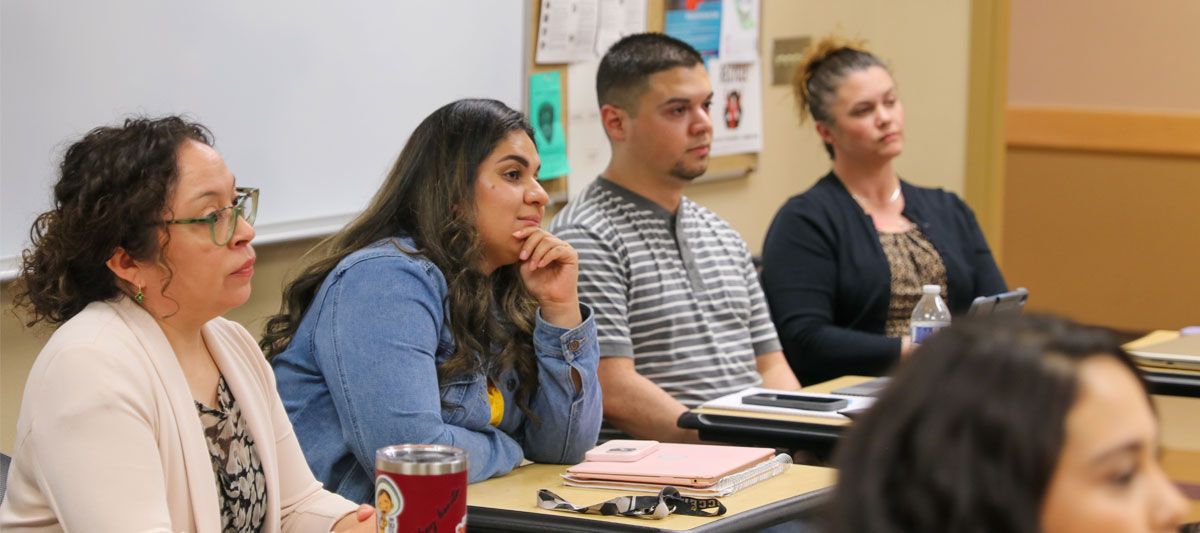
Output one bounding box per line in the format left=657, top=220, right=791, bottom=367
left=793, top=36, right=872, bottom=123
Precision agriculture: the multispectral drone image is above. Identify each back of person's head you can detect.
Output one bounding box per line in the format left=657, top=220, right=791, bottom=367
left=792, top=36, right=889, bottom=158
left=828, top=314, right=1143, bottom=533
left=596, top=32, right=703, bottom=114
left=14, top=116, right=212, bottom=326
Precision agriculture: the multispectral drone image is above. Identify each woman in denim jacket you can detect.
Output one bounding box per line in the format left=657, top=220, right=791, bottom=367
left=262, top=99, right=602, bottom=503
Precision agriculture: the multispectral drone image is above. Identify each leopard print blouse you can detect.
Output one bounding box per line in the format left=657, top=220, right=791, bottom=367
left=196, top=375, right=267, bottom=532
left=878, top=225, right=948, bottom=338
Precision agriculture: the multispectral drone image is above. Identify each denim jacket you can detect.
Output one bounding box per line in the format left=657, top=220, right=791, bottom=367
left=271, top=238, right=602, bottom=503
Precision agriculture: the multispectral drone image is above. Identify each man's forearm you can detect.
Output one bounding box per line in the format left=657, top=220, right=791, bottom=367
left=757, top=350, right=801, bottom=390
left=599, top=359, right=701, bottom=443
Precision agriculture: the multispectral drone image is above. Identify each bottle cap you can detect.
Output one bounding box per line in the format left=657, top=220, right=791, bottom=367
left=922, top=285, right=941, bottom=294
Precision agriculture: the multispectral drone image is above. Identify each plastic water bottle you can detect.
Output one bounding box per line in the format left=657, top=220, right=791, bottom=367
left=910, top=284, right=951, bottom=345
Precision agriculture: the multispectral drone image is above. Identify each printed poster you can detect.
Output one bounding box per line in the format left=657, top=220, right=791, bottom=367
left=595, top=0, right=648, bottom=57
left=719, top=0, right=759, bottom=62
left=529, top=71, right=572, bottom=179
left=565, top=60, right=610, bottom=199
left=707, top=58, right=762, bottom=156
left=536, top=0, right=599, bottom=64
left=663, top=0, right=721, bottom=58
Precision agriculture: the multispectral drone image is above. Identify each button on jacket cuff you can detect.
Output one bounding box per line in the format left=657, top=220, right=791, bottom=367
left=534, top=304, right=596, bottom=364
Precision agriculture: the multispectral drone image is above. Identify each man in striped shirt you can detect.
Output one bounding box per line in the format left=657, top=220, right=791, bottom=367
left=550, top=33, right=800, bottom=443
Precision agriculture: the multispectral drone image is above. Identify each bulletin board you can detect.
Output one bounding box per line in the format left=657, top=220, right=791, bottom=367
left=527, top=0, right=759, bottom=211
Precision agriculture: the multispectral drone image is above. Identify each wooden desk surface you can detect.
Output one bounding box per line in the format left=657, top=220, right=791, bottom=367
left=1124, top=329, right=1182, bottom=350
left=687, top=375, right=871, bottom=427
left=466, top=463, right=835, bottom=531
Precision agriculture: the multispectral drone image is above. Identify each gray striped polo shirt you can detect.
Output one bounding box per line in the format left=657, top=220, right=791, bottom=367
left=550, top=177, right=781, bottom=419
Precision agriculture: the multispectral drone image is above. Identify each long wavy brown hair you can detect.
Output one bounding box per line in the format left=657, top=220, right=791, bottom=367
left=13, top=116, right=212, bottom=326
left=260, top=99, right=542, bottom=418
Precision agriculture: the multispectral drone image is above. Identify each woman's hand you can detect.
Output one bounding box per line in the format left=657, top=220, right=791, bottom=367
left=513, top=227, right=582, bottom=329
left=331, top=504, right=375, bottom=533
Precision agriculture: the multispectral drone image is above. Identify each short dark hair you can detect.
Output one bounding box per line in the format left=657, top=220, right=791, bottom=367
left=14, top=116, right=212, bottom=326
left=596, top=33, right=703, bottom=114
left=828, top=314, right=1144, bottom=533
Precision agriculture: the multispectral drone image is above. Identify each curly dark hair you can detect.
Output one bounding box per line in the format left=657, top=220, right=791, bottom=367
left=13, top=116, right=213, bottom=326
left=260, top=99, right=543, bottom=419
left=828, top=314, right=1145, bottom=533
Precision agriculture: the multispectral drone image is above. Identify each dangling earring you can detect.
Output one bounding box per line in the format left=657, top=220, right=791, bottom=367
left=134, top=286, right=145, bottom=304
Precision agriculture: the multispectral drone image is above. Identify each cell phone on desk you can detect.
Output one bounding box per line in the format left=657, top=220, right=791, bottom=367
left=584, top=440, right=659, bottom=462
left=741, top=393, right=849, bottom=411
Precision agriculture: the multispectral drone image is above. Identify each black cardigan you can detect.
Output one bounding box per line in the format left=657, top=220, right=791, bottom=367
left=761, top=172, right=1006, bottom=385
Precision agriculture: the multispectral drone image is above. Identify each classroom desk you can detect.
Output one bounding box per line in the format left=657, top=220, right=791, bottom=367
left=1124, top=330, right=1200, bottom=398
left=465, top=463, right=835, bottom=532
left=676, top=376, right=862, bottom=457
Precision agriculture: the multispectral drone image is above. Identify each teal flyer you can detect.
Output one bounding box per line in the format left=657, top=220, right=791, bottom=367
left=529, top=71, right=570, bottom=180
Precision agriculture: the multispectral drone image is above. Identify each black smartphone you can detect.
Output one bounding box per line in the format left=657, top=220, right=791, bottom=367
left=741, top=393, right=849, bottom=411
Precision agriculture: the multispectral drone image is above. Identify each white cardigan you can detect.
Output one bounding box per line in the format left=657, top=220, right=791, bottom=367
left=0, top=296, right=357, bottom=532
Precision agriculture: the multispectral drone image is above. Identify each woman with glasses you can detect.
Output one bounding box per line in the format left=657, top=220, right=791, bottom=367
left=0, top=117, right=375, bottom=532
left=262, top=99, right=601, bottom=502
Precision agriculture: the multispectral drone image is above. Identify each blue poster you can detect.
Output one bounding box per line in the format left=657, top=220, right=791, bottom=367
left=664, top=0, right=722, bottom=58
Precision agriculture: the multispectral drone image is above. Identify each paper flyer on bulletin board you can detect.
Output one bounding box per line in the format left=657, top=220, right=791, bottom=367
left=595, top=0, right=649, bottom=56
left=708, top=58, right=762, bottom=157
left=536, top=0, right=599, bottom=64
left=530, top=71, right=571, bottom=179
left=566, top=60, right=610, bottom=200
left=663, top=0, right=722, bottom=58
left=719, top=0, right=759, bottom=62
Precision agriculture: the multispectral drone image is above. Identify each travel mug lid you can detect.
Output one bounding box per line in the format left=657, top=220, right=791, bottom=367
left=376, top=444, right=468, bottom=475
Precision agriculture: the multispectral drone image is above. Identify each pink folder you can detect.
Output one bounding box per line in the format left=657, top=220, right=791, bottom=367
left=566, top=443, right=775, bottom=488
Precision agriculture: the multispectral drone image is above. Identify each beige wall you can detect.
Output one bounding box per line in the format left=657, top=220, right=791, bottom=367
left=0, top=0, right=975, bottom=455
left=1008, top=0, right=1200, bottom=112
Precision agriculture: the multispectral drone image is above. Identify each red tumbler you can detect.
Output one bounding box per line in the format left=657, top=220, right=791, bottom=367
left=375, top=444, right=468, bottom=533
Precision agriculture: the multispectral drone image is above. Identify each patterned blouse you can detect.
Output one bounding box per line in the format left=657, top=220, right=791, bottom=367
left=878, top=225, right=949, bottom=338
left=196, top=375, right=268, bottom=532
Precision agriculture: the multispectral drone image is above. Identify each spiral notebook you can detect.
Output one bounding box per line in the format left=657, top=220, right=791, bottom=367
left=561, top=453, right=792, bottom=497
left=565, top=443, right=775, bottom=488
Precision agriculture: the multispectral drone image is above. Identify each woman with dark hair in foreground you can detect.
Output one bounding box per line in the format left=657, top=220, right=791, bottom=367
left=830, top=314, right=1186, bottom=533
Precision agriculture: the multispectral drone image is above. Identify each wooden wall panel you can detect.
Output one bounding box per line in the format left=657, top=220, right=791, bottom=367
left=1002, top=148, right=1200, bottom=331
left=1008, top=107, right=1200, bottom=157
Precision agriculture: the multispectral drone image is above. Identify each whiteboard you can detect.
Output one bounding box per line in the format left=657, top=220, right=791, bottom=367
left=0, top=1, right=528, bottom=278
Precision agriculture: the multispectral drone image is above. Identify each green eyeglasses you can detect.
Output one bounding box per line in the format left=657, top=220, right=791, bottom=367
left=163, top=187, right=259, bottom=246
